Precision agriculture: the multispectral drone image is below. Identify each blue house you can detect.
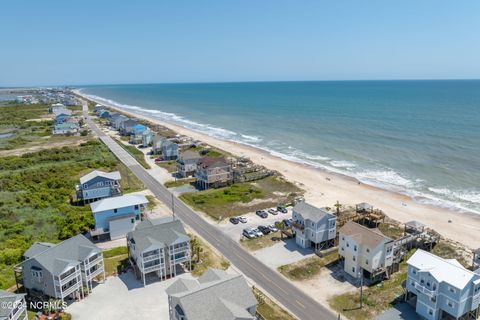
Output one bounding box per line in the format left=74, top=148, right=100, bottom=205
left=90, top=194, right=148, bottom=240
left=130, top=124, right=148, bottom=144
left=406, top=250, right=480, bottom=320
left=77, top=170, right=122, bottom=203
left=54, top=113, right=71, bottom=124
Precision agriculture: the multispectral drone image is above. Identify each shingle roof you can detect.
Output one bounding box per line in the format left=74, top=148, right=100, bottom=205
left=22, top=234, right=101, bottom=276
left=405, top=220, right=426, bottom=229
left=408, top=249, right=477, bottom=290
left=79, top=170, right=121, bottom=184
left=127, top=218, right=189, bottom=254
left=23, top=242, right=54, bottom=260
left=293, top=201, right=332, bottom=222
left=166, top=269, right=257, bottom=320
left=0, top=290, right=25, bottom=319
left=179, top=150, right=201, bottom=161
left=339, top=221, right=391, bottom=248
left=90, top=194, right=147, bottom=213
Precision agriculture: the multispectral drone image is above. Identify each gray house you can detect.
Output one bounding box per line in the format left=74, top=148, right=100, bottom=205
left=195, top=157, right=232, bottom=190
left=76, top=170, right=121, bottom=203
left=112, top=115, right=129, bottom=130
left=162, top=140, right=179, bottom=160
left=291, top=201, right=337, bottom=250
left=120, top=119, right=138, bottom=135
left=0, top=290, right=27, bottom=320
left=166, top=269, right=257, bottom=320
left=127, top=217, right=190, bottom=286
left=406, top=249, right=480, bottom=320
left=17, top=235, right=105, bottom=304
left=176, top=150, right=201, bottom=178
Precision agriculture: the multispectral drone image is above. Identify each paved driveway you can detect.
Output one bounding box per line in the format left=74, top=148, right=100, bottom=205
left=375, top=303, right=420, bottom=320
left=67, top=271, right=195, bottom=320
left=252, top=238, right=315, bottom=268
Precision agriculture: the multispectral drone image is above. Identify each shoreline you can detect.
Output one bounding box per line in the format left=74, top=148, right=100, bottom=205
left=77, top=91, right=480, bottom=249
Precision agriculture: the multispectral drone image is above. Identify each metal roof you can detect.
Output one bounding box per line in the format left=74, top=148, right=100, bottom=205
left=90, top=194, right=148, bottom=213
left=79, top=170, right=121, bottom=184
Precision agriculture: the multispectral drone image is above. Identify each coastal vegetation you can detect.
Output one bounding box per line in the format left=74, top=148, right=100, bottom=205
left=190, top=236, right=230, bottom=277
left=0, top=140, right=142, bottom=289
left=113, top=138, right=151, bottom=169
left=164, top=178, right=196, bottom=188
left=278, top=253, right=339, bottom=281
left=180, top=176, right=301, bottom=220
left=254, top=287, right=296, bottom=320
left=103, top=247, right=129, bottom=277
left=155, top=160, right=177, bottom=172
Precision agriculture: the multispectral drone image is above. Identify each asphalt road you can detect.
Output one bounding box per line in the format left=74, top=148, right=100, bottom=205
left=82, top=101, right=338, bottom=320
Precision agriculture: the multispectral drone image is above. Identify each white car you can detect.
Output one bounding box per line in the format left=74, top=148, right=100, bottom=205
left=251, top=228, right=264, bottom=237
left=268, top=224, right=279, bottom=232
left=238, top=216, right=247, bottom=223
left=243, top=228, right=256, bottom=239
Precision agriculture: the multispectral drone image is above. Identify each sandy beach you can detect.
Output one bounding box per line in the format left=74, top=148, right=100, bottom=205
left=79, top=92, right=480, bottom=249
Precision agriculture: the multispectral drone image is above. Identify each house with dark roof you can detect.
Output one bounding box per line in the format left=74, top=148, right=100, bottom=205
left=16, top=234, right=105, bottom=303
left=127, top=217, right=190, bottom=286
left=120, top=119, right=138, bottom=135
left=338, top=221, right=394, bottom=280
left=166, top=269, right=257, bottom=320
left=292, top=201, right=337, bottom=250
left=0, top=290, right=27, bottom=320
left=176, top=150, right=201, bottom=178
left=76, top=170, right=122, bottom=203
left=195, top=157, right=232, bottom=189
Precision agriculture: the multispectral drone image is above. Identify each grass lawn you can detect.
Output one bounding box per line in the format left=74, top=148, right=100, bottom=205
left=180, top=176, right=302, bottom=220
left=254, top=287, right=295, bottom=320
left=278, top=253, right=339, bottom=281
left=104, top=254, right=129, bottom=277
left=103, top=246, right=128, bottom=258
left=164, top=178, right=196, bottom=188
left=156, top=160, right=177, bottom=172
left=190, top=236, right=230, bottom=277
left=240, top=232, right=282, bottom=251
left=114, top=162, right=145, bottom=193
left=114, top=138, right=151, bottom=169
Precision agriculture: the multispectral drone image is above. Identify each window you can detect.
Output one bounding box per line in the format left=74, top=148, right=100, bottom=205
left=449, top=286, right=456, bottom=294
left=342, top=236, right=345, bottom=241
left=31, top=270, right=43, bottom=281
left=346, top=242, right=349, bottom=247
left=433, top=284, right=437, bottom=291
left=131, top=218, right=135, bottom=224
left=412, top=268, right=417, bottom=275
left=134, top=205, right=139, bottom=210
left=352, top=267, right=355, bottom=273
left=366, top=248, right=370, bottom=253
left=114, top=209, right=118, bottom=213
left=365, top=259, right=369, bottom=265
left=135, top=215, right=140, bottom=220
left=429, top=309, right=433, bottom=315
left=353, top=256, right=356, bottom=262
left=82, top=183, right=88, bottom=189
left=447, top=300, right=454, bottom=308
left=354, top=245, right=357, bottom=252
left=426, top=282, right=430, bottom=287
left=341, top=247, right=344, bottom=251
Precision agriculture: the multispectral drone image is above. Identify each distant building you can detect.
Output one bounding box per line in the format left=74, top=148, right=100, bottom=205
left=0, top=290, right=27, bottom=320
left=112, top=115, right=129, bottom=130
left=90, top=194, right=148, bottom=240
left=177, top=150, right=201, bottom=178
left=166, top=269, right=257, bottom=320
left=291, top=201, right=337, bottom=250
left=76, top=170, right=122, bottom=203
left=16, top=235, right=105, bottom=304
left=141, top=128, right=155, bottom=147
left=161, top=140, right=179, bottom=160
left=129, top=124, right=148, bottom=144
left=406, top=250, right=480, bottom=320
left=195, top=157, right=232, bottom=189
left=338, top=221, right=394, bottom=280
left=127, top=217, right=190, bottom=286
left=151, top=135, right=165, bottom=154
left=53, top=121, right=79, bottom=135
left=120, top=119, right=138, bottom=135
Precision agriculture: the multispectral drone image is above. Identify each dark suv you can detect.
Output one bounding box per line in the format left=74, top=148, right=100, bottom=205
left=256, top=210, right=268, bottom=218
left=258, top=225, right=271, bottom=235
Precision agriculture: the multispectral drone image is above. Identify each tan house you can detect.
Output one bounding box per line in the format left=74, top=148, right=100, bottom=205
left=195, top=157, right=232, bottom=189
left=176, top=150, right=201, bottom=178
left=338, top=221, right=394, bottom=281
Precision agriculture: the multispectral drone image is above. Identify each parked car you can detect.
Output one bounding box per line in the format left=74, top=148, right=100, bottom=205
left=243, top=228, right=256, bottom=239
left=238, top=216, right=247, bottom=223
left=282, top=218, right=292, bottom=227
left=256, top=210, right=268, bottom=218
left=229, top=217, right=239, bottom=224
left=277, top=206, right=288, bottom=214
left=251, top=228, right=264, bottom=237
left=258, top=225, right=271, bottom=235
left=154, top=157, right=162, bottom=162
left=268, top=208, right=278, bottom=215
left=268, top=224, right=279, bottom=232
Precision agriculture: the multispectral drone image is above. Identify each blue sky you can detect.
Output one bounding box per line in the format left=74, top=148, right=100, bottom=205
left=1, top=1, right=479, bottom=86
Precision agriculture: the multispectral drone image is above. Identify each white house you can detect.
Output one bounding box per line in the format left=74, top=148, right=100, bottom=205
left=338, top=221, right=394, bottom=280
left=291, top=201, right=337, bottom=250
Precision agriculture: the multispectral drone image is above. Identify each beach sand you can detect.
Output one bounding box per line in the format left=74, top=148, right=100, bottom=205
left=80, top=92, right=480, bottom=249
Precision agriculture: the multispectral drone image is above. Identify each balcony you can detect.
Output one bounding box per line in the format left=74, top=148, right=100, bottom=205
left=143, top=264, right=163, bottom=273
left=414, top=281, right=436, bottom=298
left=292, top=222, right=305, bottom=231
left=85, top=265, right=104, bottom=280
left=143, top=253, right=161, bottom=263
left=472, top=292, right=480, bottom=309
left=84, top=255, right=103, bottom=269
left=60, top=282, right=80, bottom=297
left=55, top=270, right=80, bottom=286
left=10, top=303, right=26, bottom=320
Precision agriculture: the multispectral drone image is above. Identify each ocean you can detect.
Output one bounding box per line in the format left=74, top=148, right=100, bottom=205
left=80, top=81, right=480, bottom=214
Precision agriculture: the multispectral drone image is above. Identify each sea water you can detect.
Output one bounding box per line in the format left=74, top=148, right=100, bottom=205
left=80, top=80, right=480, bottom=214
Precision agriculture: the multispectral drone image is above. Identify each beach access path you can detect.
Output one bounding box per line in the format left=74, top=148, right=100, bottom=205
left=81, top=100, right=338, bottom=320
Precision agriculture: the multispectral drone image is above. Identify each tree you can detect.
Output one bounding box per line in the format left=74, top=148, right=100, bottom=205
left=190, top=237, right=203, bottom=263
left=334, top=201, right=342, bottom=215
